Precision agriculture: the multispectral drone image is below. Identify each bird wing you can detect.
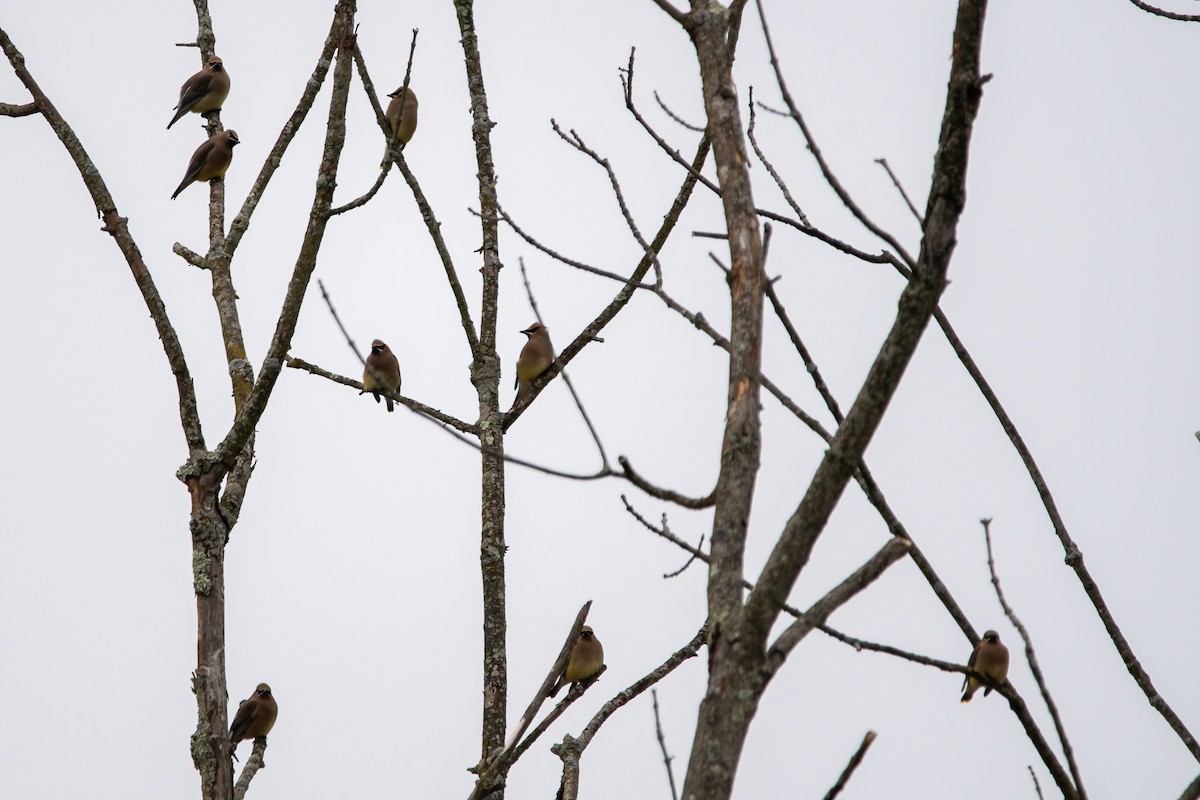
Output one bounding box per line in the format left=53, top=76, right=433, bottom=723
left=176, top=73, right=213, bottom=115
left=229, top=697, right=259, bottom=741
left=167, top=73, right=214, bottom=128
left=172, top=140, right=216, bottom=198
left=962, top=642, right=981, bottom=690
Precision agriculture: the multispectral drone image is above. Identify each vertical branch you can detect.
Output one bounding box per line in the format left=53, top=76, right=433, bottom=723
left=452, top=0, right=508, bottom=782
left=189, top=5, right=358, bottom=797
left=651, top=690, right=680, bottom=800
left=673, top=2, right=768, bottom=799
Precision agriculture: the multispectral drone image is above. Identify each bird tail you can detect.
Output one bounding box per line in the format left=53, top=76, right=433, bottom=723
left=960, top=690, right=974, bottom=703
left=386, top=397, right=394, bottom=413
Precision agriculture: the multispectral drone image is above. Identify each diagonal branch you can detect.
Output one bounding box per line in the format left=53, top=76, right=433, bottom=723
left=502, top=137, right=710, bottom=429
left=752, top=0, right=917, bottom=268
left=937, top=299, right=1200, bottom=761
left=745, top=0, right=991, bottom=643
left=1126, top=0, right=1200, bottom=21
left=210, top=0, right=357, bottom=468
left=519, top=257, right=610, bottom=470
left=0, top=26, right=206, bottom=457
left=822, top=731, right=877, bottom=800
left=223, top=18, right=341, bottom=259
left=765, top=538, right=910, bottom=675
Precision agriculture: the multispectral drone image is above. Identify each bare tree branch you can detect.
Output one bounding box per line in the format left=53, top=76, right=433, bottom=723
left=467, top=603, right=593, bottom=800
left=935, top=298, right=1200, bottom=761
left=576, top=626, right=707, bottom=749
left=285, top=357, right=478, bottom=434
left=981, top=519, right=1088, bottom=799
left=207, top=2, right=357, bottom=472
left=518, top=257, right=611, bottom=469
left=232, top=738, right=268, bottom=800
left=1028, top=766, right=1045, bottom=800
left=1126, top=0, right=1200, bottom=21
left=651, top=690, right=680, bottom=800
left=223, top=20, right=341, bottom=259
left=0, top=100, right=36, bottom=116
left=821, top=731, right=877, bottom=800
left=1177, top=772, right=1200, bottom=800
left=752, top=0, right=917, bottom=268
left=0, top=25, right=206, bottom=457
left=874, top=158, right=924, bottom=225
left=745, top=0, right=990, bottom=643
left=765, top=539, right=911, bottom=674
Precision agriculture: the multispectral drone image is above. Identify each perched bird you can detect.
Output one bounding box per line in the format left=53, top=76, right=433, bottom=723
left=552, top=625, right=604, bottom=696
left=381, top=85, right=418, bottom=165
left=229, top=683, right=278, bottom=757
left=167, top=55, right=231, bottom=130
left=171, top=129, right=239, bottom=200
left=362, top=339, right=402, bottom=412
left=961, top=629, right=1010, bottom=702
left=513, top=322, right=553, bottom=406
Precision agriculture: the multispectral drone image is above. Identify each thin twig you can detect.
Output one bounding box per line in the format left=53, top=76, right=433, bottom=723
left=317, top=279, right=366, bottom=368
left=821, top=731, right=877, bottom=800
left=575, top=626, right=707, bottom=749
left=285, top=357, right=478, bottom=435
left=654, top=90, right=703, bottom=132
left=982, top=519, right=1087, bottom=800
left=874, top=158, right=924, bottom=225
left=1126, top=0, right=1200, bottom=21
left=223, top=16, right=341, bottom=259
left=650, top=690, right=680, bottom=800
left=747, top=87, right=810, bottom=226
left=752, top=0, right=917, bottom=268
left=1028, top=766, right=1045, bottom=800
left=621, top=50, right=719, bottom=196
left=618, top=456, right=715, bottom=509
left=502, top=130, right=709, bottom=429
left=663, top=534, right=705, bottom=579
left=0, top=26, right=206, bottom=456
left=496, top=205, right=653, bottom=287
left=519, top=257, right=610, bottom=469
left=933, top=297, right=1200, bottom=760
left=549, top=119, right=664, bottom=285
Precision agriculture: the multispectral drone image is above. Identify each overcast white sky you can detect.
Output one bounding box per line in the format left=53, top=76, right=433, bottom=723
left=2, top=1, right=1198, bottom=798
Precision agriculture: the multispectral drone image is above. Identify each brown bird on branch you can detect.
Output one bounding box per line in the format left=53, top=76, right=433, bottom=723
left=381, top=85, right=418, bottom=166
left=552, top=625, right=604, bottom=696
left=513, top=322, right=553, bottom=407
left=229, top=683, right=278, bottom=759
left=171, top=129, right=239, bottom=199
left=961, top=629, right=1009, bottom=702
left=362, top=339, right=402, bottom=412
left=167, top=55, right=230, bottom=130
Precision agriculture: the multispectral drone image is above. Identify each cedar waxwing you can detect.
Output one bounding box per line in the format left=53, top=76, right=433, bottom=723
left=513, top=322, right=553, bottom=406
left=961, top=629, right=1009, bottom=702
left=381, top=86, right=418, bottom=165
left=229, top=683, right=278, bottom=756
left=171, top=130, right=239, bottom=199
left=167, top=56, right=231, bottom=130
left=361, top=339, right=402, bottom=412
left=552, top=625, right=604, bottom=696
